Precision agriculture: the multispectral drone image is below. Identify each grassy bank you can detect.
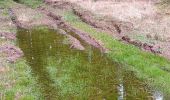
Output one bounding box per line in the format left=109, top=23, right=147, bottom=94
left=0, top=60, right=42, bottom=100
left=0, top=1, right=42, bottom=99
left=64, top=11, right=170, bottom=96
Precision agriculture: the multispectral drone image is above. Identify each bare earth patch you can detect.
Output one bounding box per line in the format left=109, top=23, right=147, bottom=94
left=9, top=2, right=108, bottom=52
left=10, top=3, right=57, bottom=29
left=0, top=44, right=23, bottom=63
left=45, top=11, right=108, bottom=52
left=0, top=8, right=22, bottom=63
left=0, top=32, right=16, bottom=40
left=46, top=0, right=170, bottom=59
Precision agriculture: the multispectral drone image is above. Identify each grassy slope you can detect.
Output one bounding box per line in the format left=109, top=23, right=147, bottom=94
left=64, top=12, right=170, bottom=95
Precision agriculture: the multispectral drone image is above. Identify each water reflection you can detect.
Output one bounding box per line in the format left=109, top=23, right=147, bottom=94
left=118, top=83, right=124, bottom=100
left=154, top=91, right=163, bottom=100
left=17, top=28, right=156, bottom=99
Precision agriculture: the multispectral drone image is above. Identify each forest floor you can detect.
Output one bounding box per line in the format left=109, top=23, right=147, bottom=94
left=1, top=0, right=170, bottom=99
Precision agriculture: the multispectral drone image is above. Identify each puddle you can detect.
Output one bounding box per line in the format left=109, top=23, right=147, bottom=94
left=17, top=28, right=159, bottom=99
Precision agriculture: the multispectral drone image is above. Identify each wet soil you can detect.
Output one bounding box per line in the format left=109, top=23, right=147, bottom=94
left=0, top=8, right=22, bottom=63
left=40, top=9, right=108, bottom=53
left=8, top=4, right=57, bottom=29
left=0, top=44, right=23, bottom=63
left=44, top=0, right=162, bottom=55
left=8, top=3, right=107, bottom=53
left=0, top=32, right=16, bottom=40
left=16, top=28, right=158, bottom=99
left=72, top=3, right=162, bottom=54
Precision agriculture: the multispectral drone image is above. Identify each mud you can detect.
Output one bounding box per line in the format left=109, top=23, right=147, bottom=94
left=39, top=8, right=108, bottom=53
left=0, top=7, right=22, bottom=63
left=0, top=32, right=16, bottom=40
left=9, top=0, right=163, bottom=55
left=122, top=36, right=161, bottom=54
left=70, top=2, right=161, bottom=54
left=50, top=12, right=108, bottom=53
left=8, top=3, right=107, bottom=52
left=44, top=0, right=72, bottom=10
left=44, top=0, right=127, bottom=34
left=8, top=8, right=23, bottom=28
left=58, top=29, right=85, bottom=50
left=73, top=7, right=120, bottom=34
left=40, top=0, right=162, bottom=54
left=8, top=5, right=57, bottom=29
left=45, top=0, right=161, bottom=54
left=0, top=44, right=23, bottom=63
left=9, top=4, right=85, bottom=51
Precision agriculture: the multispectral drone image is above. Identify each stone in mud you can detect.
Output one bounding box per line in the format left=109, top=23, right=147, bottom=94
left=0, top=44, right=23, bottom=63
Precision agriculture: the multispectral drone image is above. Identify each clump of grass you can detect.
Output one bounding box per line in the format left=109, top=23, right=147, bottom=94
left=0, top=0, right=14, bottom=8
left=13, top=0, right=43, bottom=8
left=64, top=11, right=170, bottom=96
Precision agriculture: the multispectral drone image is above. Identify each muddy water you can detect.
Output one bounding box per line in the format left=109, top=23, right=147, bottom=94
left=17, top=28, right=157, bottom=99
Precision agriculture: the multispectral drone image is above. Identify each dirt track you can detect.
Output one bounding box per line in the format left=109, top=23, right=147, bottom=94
left=69, top=0, right=170, bottom=59
left=8, top=3, right=108, bottom=53
left=45, top=0, right=170, bottom=59
left=44, top=0, right=162, bottom=54
left=2, top=0, right=170, bottom=59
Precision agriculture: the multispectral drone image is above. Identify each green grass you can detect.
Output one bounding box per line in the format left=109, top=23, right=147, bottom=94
left=0, top=59, right=42, bottom=100
left=64, top=11, right=170, bottom=95
left=15, top=0, right=43, bottom=8
left=0, top=0, right=13, bottom=8
left=0, top=0, right=43, bottom=8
